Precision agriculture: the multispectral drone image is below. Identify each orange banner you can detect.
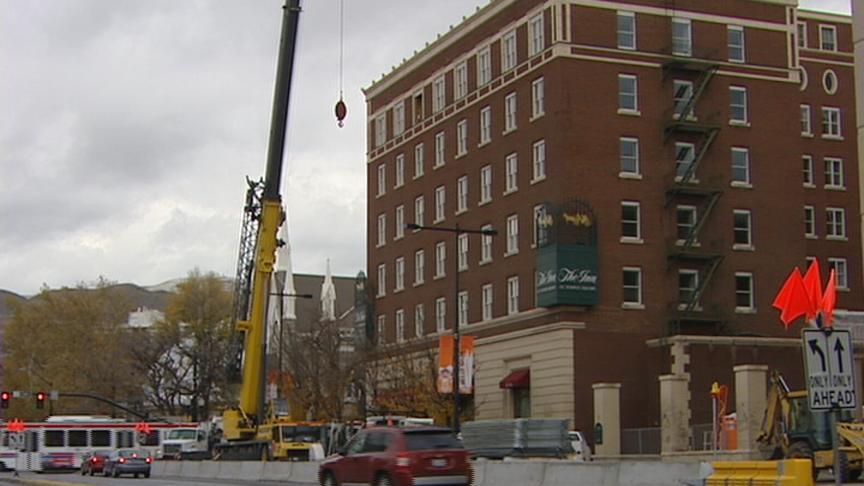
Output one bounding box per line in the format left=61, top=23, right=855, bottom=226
left=437, top=335, right=475, bottom=395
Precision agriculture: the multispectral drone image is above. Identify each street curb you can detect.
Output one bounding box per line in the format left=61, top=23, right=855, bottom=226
left=7, top=478, right=85, bottom=486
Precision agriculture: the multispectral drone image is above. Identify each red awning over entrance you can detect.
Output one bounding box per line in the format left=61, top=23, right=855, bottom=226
left=499, top=369, right=530, bottom=389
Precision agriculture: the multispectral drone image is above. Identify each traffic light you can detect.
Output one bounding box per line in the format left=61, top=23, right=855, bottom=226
left=35, top=391, right=46, bottom=409
left=0, top=391, right=9, bottom=409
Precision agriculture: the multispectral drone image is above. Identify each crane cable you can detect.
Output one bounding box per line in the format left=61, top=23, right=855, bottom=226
left=334, top=0, right=347, bottom=127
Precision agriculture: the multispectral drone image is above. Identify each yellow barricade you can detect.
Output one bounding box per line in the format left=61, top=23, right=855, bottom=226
left=706, top=459, right=813, bottom=486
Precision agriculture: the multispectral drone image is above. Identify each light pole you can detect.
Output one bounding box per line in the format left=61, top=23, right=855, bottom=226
left=406, top=222, right=497, bottom=433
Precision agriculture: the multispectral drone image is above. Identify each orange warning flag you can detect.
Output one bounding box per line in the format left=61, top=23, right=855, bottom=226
left=821, top=269, right=838, bottom=327
left=772, top=268, right=810, bottom=329
left=802, top=259, right=823, bottom=320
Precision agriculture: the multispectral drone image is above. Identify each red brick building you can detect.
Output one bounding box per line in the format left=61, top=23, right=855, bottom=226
left=364, top=0, right=860, bottom=452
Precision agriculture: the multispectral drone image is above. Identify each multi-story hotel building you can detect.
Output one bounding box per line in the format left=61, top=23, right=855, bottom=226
left=364, top=0, right=860, bottom=451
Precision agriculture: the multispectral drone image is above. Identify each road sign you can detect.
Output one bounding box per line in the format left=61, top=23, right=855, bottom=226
left=802, top=328, right=857, bottom=410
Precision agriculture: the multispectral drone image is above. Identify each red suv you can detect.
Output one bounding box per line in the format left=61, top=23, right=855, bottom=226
left=319, top=426, right=472, bottom=486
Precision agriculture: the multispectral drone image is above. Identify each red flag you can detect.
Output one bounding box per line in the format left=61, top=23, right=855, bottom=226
left=821, top=269, right=837, bottom=327
left=772, top=268, right=810, bottom=330
left=802, top=259, right=822, bottom=320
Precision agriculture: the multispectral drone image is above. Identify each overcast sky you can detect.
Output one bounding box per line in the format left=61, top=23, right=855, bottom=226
left=0, top=0, right=850, bottom=295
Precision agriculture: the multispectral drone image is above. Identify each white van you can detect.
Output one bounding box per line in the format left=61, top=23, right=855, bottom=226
left=568, top=431, right=592, bottom=461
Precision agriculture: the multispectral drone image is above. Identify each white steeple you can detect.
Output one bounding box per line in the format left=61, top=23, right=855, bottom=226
left=321, top=259, right=337, bottom=321
left=278, top=212, right=297, bottom=320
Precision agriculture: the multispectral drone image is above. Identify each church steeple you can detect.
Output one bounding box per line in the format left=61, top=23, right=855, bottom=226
left=321, top=259, right=337, bottom=321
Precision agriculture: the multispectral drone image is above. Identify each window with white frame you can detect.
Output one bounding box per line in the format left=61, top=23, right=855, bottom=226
left=377, top=263, right=386, bottom=297
left=458, top=233, right=468, bottom=271
left=504, top=92, right=517, bottom=132
left=481, top=224, right=493, bottom=263
left=415, top=249, right=425, bottom=285
left=435, top=241, right=446, bottom=278
left=377, top=163, right=386, bottom=196
left=395, top=205, right=405, bottom=240
left=458, top=291, right=468, bottom=326
left=730, top=86, right=748, bottom=124
left=828, top=258, right=849, bottom=289
left=672, top=18, right=692, bottom=57
left=435, top=131, right=446, bottom=167
left=413, top=90, right=424, bottom=123
left=677, top=205, right=697, bottom=243
left=395, top=154, right=405, bottom=188
left=620, top=137, right=639, bottom=175
left=377, top=315, right=386, bottom=344
left=396, top=309, right=405, bottom=342
left=456, top=119, right=468, bottom=156
left=673, top=80, right=694, bottom=118
left=507, top=276, right=519, bottom=315
left=797, top=22, right=807, bottom=48
left=480, top=106, right=492, bottom=145
left=826, top=207, right=846, bottom=238
left=432, top=75, right=446, bottom=113
left=532, top=78, right=545, bottom=118
left=480, top=165, right=492, bottom=203
left=675, top=142, right=695, bottom=180
left=803, top=155, right=814, bottom=186
left=622, top=267, right=642, bottom=306
left=733, top=210, right=753, bottom=248
left=804, top=206, right=816, bottom=238
left=678, top=269, right=699, bottom=309
left=457, top=175, right=468, bottom=213
left=800, top=105, right=812, bottom=135
left=454, top=62, right=468, bottom=101
left=477, top=46, right=491, bottom=86
left=481, top=283, right=493, bottom=321
left=395, top=257, right=405, bottom=291
left=820, top=25, right=837, bottom=51
left=434, top=185, right=445, bottom=222
left=735, top=273, right=754, bottom=310
left=414, top=143, right=425, bottom=178
left=414, top=303, right=425, bottom=337
left=377, top=213, right=387, bottom=247
left=529, top=13, right=544, bottom=56
left=502, top=30, right=517, bottom=72
left=505, top=153, right=518, bottom=193
left=728, top=26, right=745, bottom=62
left=621, top=201, right=641, bottom=241
left=822, top=107, right=841, bottom=137
left=618, top=74, right=638, bottom=112
left=375, top=114, right=387, bottom=147
left=414, top=195, right=425, bottom=227
left=435, top=297, right=446, bottom=332
left=533, top=204, right=546, bottom=247
left=617, top=11, right=636, bottom=50
left=825, top=158, right=844, bottom=189
left=533, top=140, right=546, bottom=181
left=393, top=103, right=405, bottom=137
left=731, top=147, right=750, bottom=185
left=506, top=214, right=519, bottom=254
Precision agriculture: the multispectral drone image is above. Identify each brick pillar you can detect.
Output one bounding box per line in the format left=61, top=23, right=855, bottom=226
left=733, top=364, right=768, bottom=453
left=660, top=374, right=690, bottom=453
left=592, top=383, right=621, bottom=456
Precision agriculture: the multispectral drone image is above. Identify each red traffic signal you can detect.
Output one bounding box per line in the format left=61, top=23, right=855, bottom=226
left=35, top=391, right=46, bottom=409
left=0, top=391, right=9, bottom=409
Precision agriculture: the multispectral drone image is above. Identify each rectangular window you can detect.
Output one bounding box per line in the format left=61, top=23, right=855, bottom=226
left=800, top=105, right=812, bottom=135
left=377, top=315, right=386, bottom=344
left=454, top=62, right=468, bottom=101
left=825, top=158, right=844, bottom=189
left=529, top=13, right=544, bottom=56
left=434, top=131, right=446, bottom=167
left=820, top=25, right=837, bottom=51
left=377, top=264, right=386, bottom=297
left=803, top=155, right=814, bottom=186
left=505, top=153, right=518, bottom=192
left=504, top=92, right=517, bottom=132
left=45, top=430, right=64, bottom=447
left=735, top=273, right=754, bottom=310
left=395, top=205, right=404, bottom=240
left=415, top=249, right=425, bottom=285
left=502, top=30, right=517, bottom=72
left=92, top=431, right=111, bottom=447
left=678, top=269, right=699, bottom=309
left=673, top=80, right=694, bottom=118
left=395, top=257, right=405, bottom=291
left=731, top=147, right=750, bottom=185
left=531, top=78, right=545, bottom=118
left=482, top=283, right=493, bottom=321
left=432, top=75, right=446, bottom=113
left=730, top=86, right=748, bottom=124
left=675, top=142, right=695, bottom=180
left=456, top=119, right=468, bottom=156
left=479, top=106, right=492, bottom=144
left=434, top=185, right=445, bottom=222
left=413, top=90, right=424, bottom=123
left=797, top=21, right=807, bottom=48
left=826, top=207, right=846, bottom=238
left=414, top=143, right=425, bottom=178
left=435, top=241, right=446, bottom=278
left=436, top=297, right=446, bottom=333
left=457, top=175, right=468, bottom=213
left=621, top=201, right=641, bottom=241
left=396, top=309, right=405, bottom=342
left=822, top=107, right=841, bottom=137
left=733, top=209, right=753, bottom=248
left=828, top=258, right=849, bottom=290
left=617, top=11, right=636, bottom=50
left=620, top=137, right=639, bottom=176
left=395, top=154, right=405, bottom=188
left=677, top=205, right=697, bottom=243
left=414, top=196, right=425, bottom=227
left=458, top=291, right=468, bottom=326
left=458, top=233, right=469, bottom=271
left=622, top=267, right=642, bottom=306
left=375, top=114, right=387, bottom=147
left=507, top=276, right=520, bottom=315
left=533, top=140, right=546, bottom=181
left=481, top=224, right=493, bottom=263
left=618, top=74, right=638, bottom=112
left=480, top=165, right=492, bottom=203
left=533, top=204, right=546, bottom=247
left=393, top=103, right=405, bottom=137
left=415, top=304, right=425, bottom=337
left=477, top=46, right=491, bottom=86
left=506, top=214, right=519, bottom=255
left=377, top=164, right=386, bottom=196
left=728, top=26, right=745, bottom=62
left=377, top=213, right=386, bottom=247
left=804, top=206, right=816, bottom=238
left=672, top=18, right=692, bottom=57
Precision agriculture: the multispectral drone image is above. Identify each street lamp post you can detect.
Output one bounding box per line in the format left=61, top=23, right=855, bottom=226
left=406, top=222, right=497, bottom=433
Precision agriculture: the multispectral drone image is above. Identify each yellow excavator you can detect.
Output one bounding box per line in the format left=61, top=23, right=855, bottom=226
left=757, top=370, right=864, bottom=481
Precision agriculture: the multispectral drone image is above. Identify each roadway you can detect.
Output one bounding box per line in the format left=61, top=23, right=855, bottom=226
left=0, top=471, right=313, bottom=486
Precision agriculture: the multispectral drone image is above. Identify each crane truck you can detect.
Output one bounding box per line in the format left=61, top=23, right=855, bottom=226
left=211, top=0, right=323, bottom=461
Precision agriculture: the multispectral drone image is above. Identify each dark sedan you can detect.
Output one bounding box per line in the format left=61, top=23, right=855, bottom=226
left=103, top=448, right=152, bottom=478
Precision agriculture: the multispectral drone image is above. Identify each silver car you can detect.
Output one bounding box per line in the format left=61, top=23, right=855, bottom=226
left=103, top=448, right=152, bottom=478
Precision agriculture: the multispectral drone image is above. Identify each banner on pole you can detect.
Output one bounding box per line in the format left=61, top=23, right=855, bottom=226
left=437, top=335, right=475, bottom=395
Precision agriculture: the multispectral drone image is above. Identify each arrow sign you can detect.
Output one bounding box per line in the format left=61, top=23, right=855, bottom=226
left=802, top=329, right=857, bottom=410
left=809, top=339, right=827, bottom=371
left=834, top=338, right=845, bottom=374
